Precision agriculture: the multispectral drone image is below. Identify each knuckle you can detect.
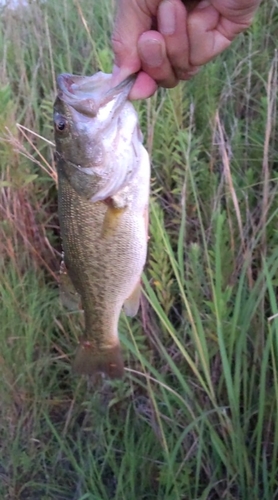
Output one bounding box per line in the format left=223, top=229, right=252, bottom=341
left=174, top=65, right=200, bottom=80
left=158, top=76, right=178, bottom=88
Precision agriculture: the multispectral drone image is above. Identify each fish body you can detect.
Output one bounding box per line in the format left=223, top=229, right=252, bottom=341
left=54, top=72, right=150, bottom=378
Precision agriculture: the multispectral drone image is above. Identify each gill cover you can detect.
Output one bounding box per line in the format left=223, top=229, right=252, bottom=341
left=54, top=72, right=141, bottom=203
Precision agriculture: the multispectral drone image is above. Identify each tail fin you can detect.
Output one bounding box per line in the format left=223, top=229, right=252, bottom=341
left=72, top=341, right=124, bottom=379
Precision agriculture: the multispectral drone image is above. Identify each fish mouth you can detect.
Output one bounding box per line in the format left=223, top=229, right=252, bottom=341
left=56, top=72, right=136, bottom=117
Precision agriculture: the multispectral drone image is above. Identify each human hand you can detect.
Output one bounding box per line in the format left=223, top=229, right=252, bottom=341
left=112, top=0, right=262, bottom=99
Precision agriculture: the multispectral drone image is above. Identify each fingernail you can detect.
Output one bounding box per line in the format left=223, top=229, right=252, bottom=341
left=140, top=39, right=163, bottom=68
left=196, top=0, right=210, bottom=9
left=159, top=0, right=176, bottom=35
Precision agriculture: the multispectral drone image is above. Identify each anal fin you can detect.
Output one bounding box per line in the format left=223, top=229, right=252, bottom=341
left=59, top=261, right=81, bottom=311
left=123, top=281, right=141, bottom=317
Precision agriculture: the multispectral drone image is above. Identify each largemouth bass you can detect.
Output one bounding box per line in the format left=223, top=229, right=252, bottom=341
left=53, top=72, right=150, bottom=379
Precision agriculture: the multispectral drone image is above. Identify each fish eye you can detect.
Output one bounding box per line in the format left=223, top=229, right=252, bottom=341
left=55, top=116, right=68, bottom=133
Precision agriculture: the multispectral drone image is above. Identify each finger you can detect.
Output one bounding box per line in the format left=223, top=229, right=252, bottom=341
left=112, top=66, right=158, bottom=100
left=213, top=0, right=263, bottom=39
left=187, top=0, right=261, bottom=66
left=129, top=72, right=158, bottom=100
left=158, top=0, right=194, bottom=80
left=213, top=0, right=262, bottom=25
left=138, top=30, right=178, bottom=88
left=112, top=1, right=147, bottom=74
left=188, top=2, right=231, bottom=66
left=112, top=0, right=161, bottom=73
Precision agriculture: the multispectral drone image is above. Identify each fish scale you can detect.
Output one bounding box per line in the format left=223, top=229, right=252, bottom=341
left=54, top=72, right=150, bottom=379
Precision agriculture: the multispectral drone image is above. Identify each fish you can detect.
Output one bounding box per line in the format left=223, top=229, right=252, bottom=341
left=53, top=72, right=150, bottom=379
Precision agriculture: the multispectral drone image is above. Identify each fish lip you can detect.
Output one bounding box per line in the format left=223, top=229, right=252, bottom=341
left=56, top=73, right=79, bottom=96
left=56, top=72, right=136, bottom=114
left=103, top=74, right=136, bottom=100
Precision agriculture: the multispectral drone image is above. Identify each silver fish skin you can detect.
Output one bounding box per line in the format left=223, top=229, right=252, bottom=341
left=54, top=72, right=150, bottom=379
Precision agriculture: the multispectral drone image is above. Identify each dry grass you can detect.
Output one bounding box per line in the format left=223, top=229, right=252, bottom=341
left=0, top=0, right=278, bottom=498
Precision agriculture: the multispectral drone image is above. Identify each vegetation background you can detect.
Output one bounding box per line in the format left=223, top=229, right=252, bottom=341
left=0, top=0, right=277, bottom=498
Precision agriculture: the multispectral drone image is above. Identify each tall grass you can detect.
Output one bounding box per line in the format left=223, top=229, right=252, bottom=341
left=0, top=0, right=278, bottom=498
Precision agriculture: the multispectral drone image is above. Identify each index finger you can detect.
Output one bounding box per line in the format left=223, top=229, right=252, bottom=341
left=112, top=0, right=166, bottom=72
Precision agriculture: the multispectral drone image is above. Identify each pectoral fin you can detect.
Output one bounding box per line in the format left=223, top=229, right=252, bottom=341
left=123, top=281, right=141, bottom=317
left=101, top=204, right=126, bottom=238
left=59, top=261, right=81, bottom=311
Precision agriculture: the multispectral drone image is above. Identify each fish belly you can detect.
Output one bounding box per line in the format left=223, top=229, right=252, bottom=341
left=58, top=168, right=147, bottom=378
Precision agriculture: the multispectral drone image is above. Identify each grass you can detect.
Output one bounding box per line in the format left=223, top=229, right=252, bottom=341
left=0, top=0, right=278, bottom=498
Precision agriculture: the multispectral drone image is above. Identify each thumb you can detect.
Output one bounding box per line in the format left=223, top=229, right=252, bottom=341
left=112, top=0, right=160, bottom=73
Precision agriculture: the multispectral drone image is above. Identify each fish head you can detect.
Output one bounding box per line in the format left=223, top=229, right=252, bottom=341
left=54, top=72, right=139, bottom=201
